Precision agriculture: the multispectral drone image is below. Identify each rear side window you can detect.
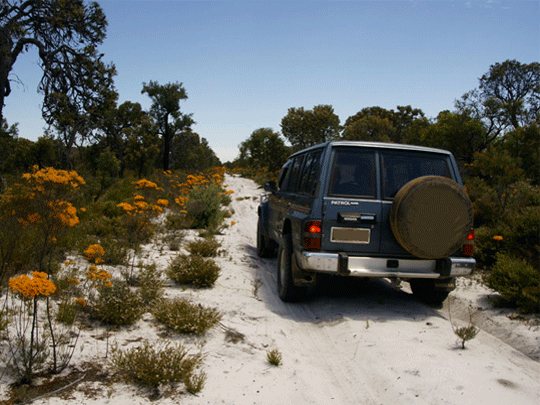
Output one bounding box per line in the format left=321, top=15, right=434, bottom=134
left=382, top=153, right=452, bottom=199
left=283, top=155, right=304, bottom=192
left=329, top=150, right=376, bottom=198
left=278, top=160, right=292, bottom=190
left=298, top=151, right=322, bottom=195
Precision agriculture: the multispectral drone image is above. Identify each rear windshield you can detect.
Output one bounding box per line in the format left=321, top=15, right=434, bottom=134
left=382, top=152, right=451, bottom=199
left=329, top=150, right=376, bottom=198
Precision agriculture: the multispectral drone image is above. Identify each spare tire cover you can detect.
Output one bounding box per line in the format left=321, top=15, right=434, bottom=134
left=389, top=176, right=473, bottom=260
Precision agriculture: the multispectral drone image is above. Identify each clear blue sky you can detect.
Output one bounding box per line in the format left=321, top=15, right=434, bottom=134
left=4, top=0, right=539, bottom=162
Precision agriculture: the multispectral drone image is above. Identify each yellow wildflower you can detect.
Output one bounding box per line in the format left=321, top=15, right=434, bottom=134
left=9, top=271, right=56, bottom=299
left=84, top=244, right=105, bottom=264
left=76, top=297, right=87, bottom=307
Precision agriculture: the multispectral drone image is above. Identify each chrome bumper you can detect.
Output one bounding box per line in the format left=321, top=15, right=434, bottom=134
left=299, top=252, right=475, bottom=279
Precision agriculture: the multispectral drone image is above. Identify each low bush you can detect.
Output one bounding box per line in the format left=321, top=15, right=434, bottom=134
left=165, top=212, right=192, bottom=230
left=186, top=184, right=230, bottom=233
left=152, top=297, right=221, bottom=335
left=161, top=231, right=184, bottom=251
left=90, top=279, right=145, bottom=325
left=167, top=254, right=220, bottom=288
left=486, top=253, right=540, bottom=313
left=111, top=340, right=205, bottom=392
left=138, top=264, right=165, bottom=305
left=99, top=237, right=129, bottom=265
left=266, top=349, right=283, bottom=366
left=186, top=237, right=221, bottom=257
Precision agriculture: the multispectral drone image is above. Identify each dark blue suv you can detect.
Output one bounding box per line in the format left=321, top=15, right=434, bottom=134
left=257, top=141, right=475, bottom=304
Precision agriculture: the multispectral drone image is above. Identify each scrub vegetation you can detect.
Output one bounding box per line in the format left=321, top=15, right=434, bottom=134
left=0, top=1, right=538, bottom=399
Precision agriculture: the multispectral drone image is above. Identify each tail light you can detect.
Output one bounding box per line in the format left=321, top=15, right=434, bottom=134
left=303, top=220, right=322, bottom=250
left=463, top=228, right=474, bottom=256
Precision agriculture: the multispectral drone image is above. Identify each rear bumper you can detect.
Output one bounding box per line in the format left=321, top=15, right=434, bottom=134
left=299, top=252, right=475, bottom=279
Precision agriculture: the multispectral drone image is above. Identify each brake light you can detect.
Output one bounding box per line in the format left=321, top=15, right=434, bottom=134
left=304, top=220, right=322, bottom=250
left=463, top=228, right=474, bottom=256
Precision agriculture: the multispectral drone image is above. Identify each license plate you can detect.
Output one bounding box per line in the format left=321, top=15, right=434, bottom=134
left=331, top=227, right=371, bottom=244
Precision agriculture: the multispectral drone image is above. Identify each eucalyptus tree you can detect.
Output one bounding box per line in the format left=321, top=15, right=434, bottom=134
left=0, top=0, right=117, bottom=167
left=0, top=0, right=115, bottom=120
left=456, top=60, right=540, bottom=142
left=142, top=81, right=194, bottom=171
left=281, top=105, right=340, bottom=151
left=238, top=128, right=290, bottom=172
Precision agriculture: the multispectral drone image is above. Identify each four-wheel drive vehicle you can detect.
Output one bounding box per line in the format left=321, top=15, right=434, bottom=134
left=257, top=141, right=475, bottom=304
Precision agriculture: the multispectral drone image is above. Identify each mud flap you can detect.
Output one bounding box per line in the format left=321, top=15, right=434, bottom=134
left=292, top=251, right=317, bottom=286
left=338, top=252, right=350, bottom=275
left=433, top=277, right=456, bottom=292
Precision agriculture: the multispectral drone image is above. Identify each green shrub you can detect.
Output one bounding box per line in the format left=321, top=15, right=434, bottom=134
left=486, top=253, right=540, bottom=313
left=266, top=349, right=283, bottom=366
left=498, top=206, right=540, bottom=270
left=100, top=236, right=129, bottom=265
left=165, top=212, right=192, bottom=230
left=186, top=237, right=221, bottom=257
left=167, top=254, right=220, bottom=288
left=111, top=340, right=204, bottom=391
left=152, top=297, right=221, bottom=335
left=91, top=279, right=145, bottom=325
left=473, top=226, right=502, bottom=269
left=138, top=264, right=165, bottom=305
left=186, top=184, right=229, bottom=232
left=56, top=302, right=79, bottom=326
left=162, top=232, right=184, bottom=251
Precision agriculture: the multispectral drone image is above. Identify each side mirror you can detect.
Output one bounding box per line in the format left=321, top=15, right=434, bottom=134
left=264, top=181, right=277, bottom=193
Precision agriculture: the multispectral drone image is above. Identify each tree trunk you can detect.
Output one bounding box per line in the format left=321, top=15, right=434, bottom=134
left=162, top=114, right=170, bottom=171
left=0, top=28, right=14, bottom=124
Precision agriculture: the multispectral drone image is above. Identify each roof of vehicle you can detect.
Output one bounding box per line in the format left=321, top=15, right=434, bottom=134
left=289, top=141, right=453, bottom=158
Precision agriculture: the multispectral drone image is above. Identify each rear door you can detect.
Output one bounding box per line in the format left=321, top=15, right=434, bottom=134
left=321, top=147, right=382, bottom=254
left=378, top=150, right=454, bottom=255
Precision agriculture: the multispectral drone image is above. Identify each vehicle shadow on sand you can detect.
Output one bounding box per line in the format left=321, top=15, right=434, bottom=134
left=243, top=243, right=447, bottom=326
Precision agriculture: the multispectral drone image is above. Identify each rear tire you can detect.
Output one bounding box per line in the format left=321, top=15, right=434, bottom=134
left=409, top=279, right=451, bottom=306
left=277, top=234, right=306, bottom=302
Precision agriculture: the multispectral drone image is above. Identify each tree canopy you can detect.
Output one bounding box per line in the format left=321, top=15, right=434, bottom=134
left=0, top=0, right=115, bottom=124
left=142, top=81, right=193, bottom=171
left=342, top=105, right=428, bottom=144
left=237, top=128, right=290, bottom=172
left=281, top=105, right=340, bottom=150
left=455, top=60, right=539, bottom=144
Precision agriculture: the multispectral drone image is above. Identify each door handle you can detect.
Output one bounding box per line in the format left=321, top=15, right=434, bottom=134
left=360, top=214, right=376, bottom=223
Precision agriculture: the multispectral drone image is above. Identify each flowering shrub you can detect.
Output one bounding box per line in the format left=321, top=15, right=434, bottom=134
left=3, top=271, right=58, bottom=383
left=164, top=167, right=233, bottom=233
left=53, top=258, right=113, bottom=323
left=116, top=179, right=171, bottom=246
left=135, top=179, right=163, bottom=191
left=83, top=244, right=106, bottom=264
left=0, top=166, right=84, bottom=284
left=9, top=271, right=56, bottom=299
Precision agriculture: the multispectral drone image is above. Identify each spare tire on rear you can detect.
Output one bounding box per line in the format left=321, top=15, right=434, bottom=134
left=389, top=176, right=473, bottom=260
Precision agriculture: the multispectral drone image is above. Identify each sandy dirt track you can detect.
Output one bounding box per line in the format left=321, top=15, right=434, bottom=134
left=4, top=174, right=538, bottom=405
